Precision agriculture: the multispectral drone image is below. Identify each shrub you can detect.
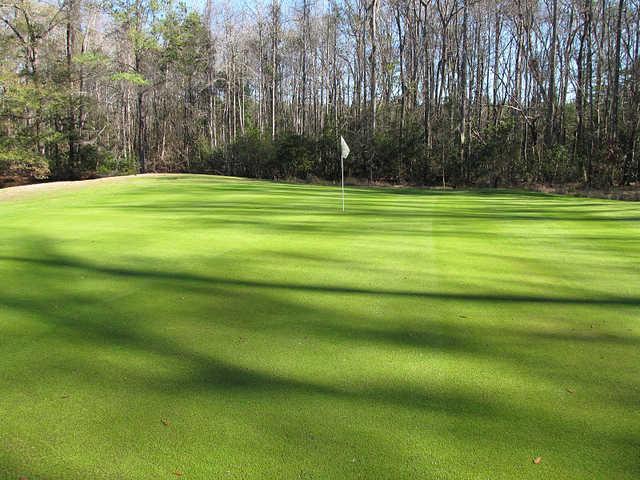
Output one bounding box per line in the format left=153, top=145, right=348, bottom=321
left=0, top=148, right=50, bottom=180
left=274, top=133, right=314, bottom=179
left=96, top=153, right=138, bottom=177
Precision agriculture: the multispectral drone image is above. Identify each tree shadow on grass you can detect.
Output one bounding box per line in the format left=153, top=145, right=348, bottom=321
left=2, top=242, right=638, bottom=399
left=91, top=198, right=640, bottom=224
left=2, top=253, right=638, bottom=308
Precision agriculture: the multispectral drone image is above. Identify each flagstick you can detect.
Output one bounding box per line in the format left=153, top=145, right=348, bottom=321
left=341, top=154, right=345, bottom=212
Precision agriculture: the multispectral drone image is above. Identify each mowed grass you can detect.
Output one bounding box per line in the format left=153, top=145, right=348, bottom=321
left=0, top=175, right=638, bottom=480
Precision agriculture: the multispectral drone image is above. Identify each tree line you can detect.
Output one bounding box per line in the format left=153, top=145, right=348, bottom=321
left=1, top=0, right=639, bottom=188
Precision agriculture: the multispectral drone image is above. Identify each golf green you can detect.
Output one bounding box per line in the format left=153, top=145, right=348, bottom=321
left=1, top=175, right=638, bottom=479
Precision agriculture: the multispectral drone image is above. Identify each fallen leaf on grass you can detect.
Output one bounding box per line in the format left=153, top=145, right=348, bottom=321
left=565, top=388, right=575, bottom=394
left=173, top=470, right=183, bottom=477
left=533, top=456, right=542, bottom=464
left=161, top=418, right=170, bottom=426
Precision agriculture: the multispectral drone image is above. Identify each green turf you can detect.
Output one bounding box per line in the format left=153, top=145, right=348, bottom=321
left=0, top=175, right=638, bottom=479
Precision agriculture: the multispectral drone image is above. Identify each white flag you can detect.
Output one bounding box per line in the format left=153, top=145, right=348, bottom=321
left=340, top=136, right=350, bottom=160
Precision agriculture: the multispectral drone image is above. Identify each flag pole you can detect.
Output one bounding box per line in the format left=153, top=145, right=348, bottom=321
left=341, top=154, right=345, bottom=212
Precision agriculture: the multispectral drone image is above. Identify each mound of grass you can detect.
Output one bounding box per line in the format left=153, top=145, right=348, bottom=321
left=0, top=175, right=638, bottom=479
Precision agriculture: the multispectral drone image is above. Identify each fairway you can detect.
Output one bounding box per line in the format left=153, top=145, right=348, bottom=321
left=1, top=175, right=639, bottom=479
